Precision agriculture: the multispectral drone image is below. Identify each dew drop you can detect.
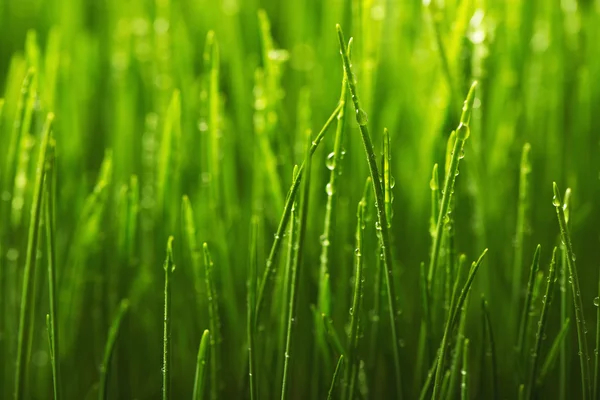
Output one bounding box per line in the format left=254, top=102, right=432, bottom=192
left=326, top=152, right=335, bottom=170
left=594, top=297, right=599, bottom=307
left=552, top=196, right=561, bottom=207
left=325, top=183, right=333, bottom=196
left=571, top=253, right=577, bottom=262
left=356, top=109, right=368, bottom=126
left=458, top=149, right=465, bottom=159
left=390, top=176, right=396, bottom=188
left=375, top=221, right=382, bottom=230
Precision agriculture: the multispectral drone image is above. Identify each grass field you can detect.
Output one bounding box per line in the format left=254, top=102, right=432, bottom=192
left=1, top=0, right=600, bottom=399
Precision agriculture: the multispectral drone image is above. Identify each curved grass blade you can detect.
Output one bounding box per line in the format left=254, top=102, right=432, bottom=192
left=433, top=249, right=488, bottom=399
left=336, top=24, right=403, bottom=399
left=203, top=243, right=221, bottom=400
left=280, top=131, right=313, bottom=400
left=427, top=81, right=478, bottom=291
left=98, top=300, right=130, bottom=400
left=344, top=178, right=369, bottom=400
left=553, top=183, right=591, bottom=399
left=517, top=245, right=541, bottom=358
left=14, top=112, right=52, bottom=400
left=526, top=247, right=557, bottom=399
left=327, top=355, right=344, bottom=400
left=162, top=237, right=175, bottom=400
left=255, top=101, right=342, bottom=321
left=192, top=330, right=210, bottom=400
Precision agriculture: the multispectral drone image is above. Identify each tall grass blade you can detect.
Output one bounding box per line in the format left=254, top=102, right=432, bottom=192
left=553, top=182, right=591, bottom=399
left=481, top=297, right=498, bottom=400
left=595, top=266, right=600, bottom=400
left=537, top=318, right=571, bottom=388
left=162, top=237, right=175, bottom=400
left=517, top=245, right=541, bottom=357
left=280, top=130, right=312, bottom=400
left=203, top=243, right=220, bottom=400
left=98, top=299, right=130, bottom=400
left=344, top=177, right=369, bottom=400
left=247, top=217, right=259, bottom=400
left=427, top=81, right=477, bottom=290
left=526, top=247, right=557, bottom=399
left=192, top=330, right=210, bottom=400
left=327, top=355, right=344, bottom=400
left=336, top=24, right=403, bottom=399
left=13, top=112, right=52, bottom=400
left=432, top=248, right=488, bottom=399
left=44, top=139, right=60, bottom=400
left=512, top=144, right=531, bottom=306
left=461, top=339, right=469, bottom=400
left=255, top=102, right=342, bottom=321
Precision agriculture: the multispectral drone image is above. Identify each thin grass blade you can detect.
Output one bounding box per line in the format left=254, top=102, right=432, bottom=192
left=553, top=183, right=591, bottom=399
left=14, top=112, right=52, bottom=400
left=98, top=300, right=130, bottom=400
left=192, top=330, right=210, bottom=400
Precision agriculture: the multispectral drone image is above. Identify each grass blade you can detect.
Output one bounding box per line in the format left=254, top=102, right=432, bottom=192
left=247, top=217, right=259, bottom=400
left=344, top=178, right=369, bottom=400
left=327, top=355, right=344, bottom=400
left=255, top=101, right=342, bottom=321
left=44, top=136, right=60, bottom=400
left=595, top=268, right=600, bottom=400
left=162, top=237, right=175, bottom=400
left=13, top=112, right=52, bottom=400
left=517, top=245, right=541, bottom=357
left=461, top=339, right=469, bottom=400
left=481, top=297, right=498, bottom=400
left=445, top=299, right=469, bottom=400
left=526, top=247, right=557, bottom=399
left=537, top=318, right=571, bottom=388
left=433, top=248, right=488, bottom=399
left=512, top=143, right=532, bottom=306
left=336, top=24, right=403, bottom=399
left=427, top=81, right=477, bottom=290
left=98, top=299, right=130, bottom=400
left=280, top=130, right=312, bottom=400
left=322, top=314, right=347, bottom=357
left=318, top=36, right=350, bottom=319
left=192, top=330, right=210, bottom=400
left=203, top=243, right=221, bottom=400
left=553, top=183, right=591, bottom=399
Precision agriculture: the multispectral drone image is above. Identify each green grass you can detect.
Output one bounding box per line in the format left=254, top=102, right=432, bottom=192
left=1, top=1, right=600, bottom=399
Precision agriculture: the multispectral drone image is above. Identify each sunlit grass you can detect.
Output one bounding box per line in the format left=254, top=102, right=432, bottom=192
left=1, top=1, right=600, bottom=399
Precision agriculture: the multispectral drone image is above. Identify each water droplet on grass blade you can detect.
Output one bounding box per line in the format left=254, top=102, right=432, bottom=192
left=356, top=109, right=368, bottom=125
left=325, top=183, right=333, bottom=196
left=552, top=196, right=561, bottom=207
left=326, top=152, right=335, bottom=170
left=594, top=297, right=600, bottom=307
